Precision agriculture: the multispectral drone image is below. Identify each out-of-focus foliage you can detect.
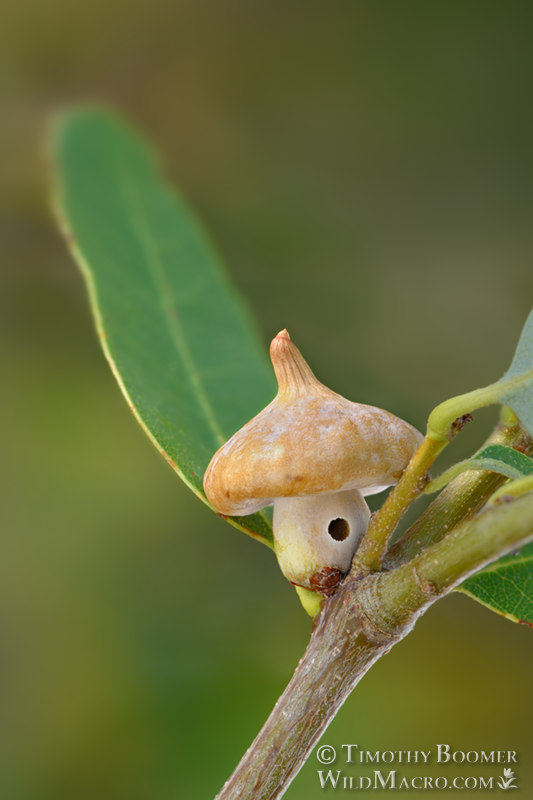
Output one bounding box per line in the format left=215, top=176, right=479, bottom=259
left=501, top=309, right=533, bottom=435
left=2, top=2, right=533, bottom=798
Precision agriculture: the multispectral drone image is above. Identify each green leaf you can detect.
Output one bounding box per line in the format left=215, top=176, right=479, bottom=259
left=499, top=310, right=533, bottom=436
left=52, top=108, right=276, bottom=546
left=425, top=444, right=533, bottom=494
left=458, top=542, right=533, bottom=626
left=473, top=444, right=533, bottom=474
left=443, top=442, right=533, bottom=625
left=427, top=309, right=533, bottom=441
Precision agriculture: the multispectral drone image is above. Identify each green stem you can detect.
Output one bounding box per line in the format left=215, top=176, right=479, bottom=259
left=354, top=389, right=530, bottom=575
left=374, top=493, right=533, bottom=620
left=427, top=373, right=532, bottom=440
left=424, top=457, right=527, bottom=495
left=215, top=491, right=533, bottom=800
left=487, top=474, right=533, bottom=505
left=385, top=417, right=531, bottom=568
left=352, top=435, right=446, bottom=573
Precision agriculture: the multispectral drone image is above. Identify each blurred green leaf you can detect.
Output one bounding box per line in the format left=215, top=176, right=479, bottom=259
left=427, top=309, right=533, bottom=441
left=426, top=443, right=533, bottom=493
left=499, top=310, right=533, bottom=436
left=449, top=314, right=533, bottom=625
left=458, top=542, right=533, bottom=626
left=52, top=108, right=275, bottom=546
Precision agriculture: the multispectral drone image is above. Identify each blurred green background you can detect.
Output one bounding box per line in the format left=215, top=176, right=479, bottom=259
left=2, top=1, right=533, bottom=798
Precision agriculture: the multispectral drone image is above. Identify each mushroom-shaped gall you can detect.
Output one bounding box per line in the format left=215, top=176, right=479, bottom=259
left=203, top=331, right=423, bottom=594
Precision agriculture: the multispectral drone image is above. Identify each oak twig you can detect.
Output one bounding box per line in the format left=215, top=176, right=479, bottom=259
left=216, top=489, right=533, bottom=800
left=385, top=416, right=531, bottom=568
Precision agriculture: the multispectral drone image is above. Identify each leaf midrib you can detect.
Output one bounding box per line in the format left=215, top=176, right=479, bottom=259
left=116, top=153, right=227, bottom=450
left=112, top=151, right=273, bottom=537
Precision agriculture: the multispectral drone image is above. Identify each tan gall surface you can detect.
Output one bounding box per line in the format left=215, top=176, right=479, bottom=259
left=203, top=332, right=423, bottom=516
